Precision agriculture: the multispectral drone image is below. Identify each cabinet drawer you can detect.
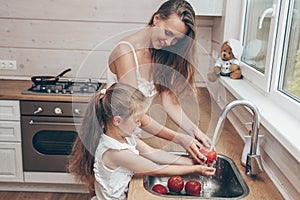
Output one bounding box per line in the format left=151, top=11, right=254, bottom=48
left=0, top=100, right=20, bottom=120
left=0, top=142, right=23, bottom=182
left=0, top=121, right=21, bottom=142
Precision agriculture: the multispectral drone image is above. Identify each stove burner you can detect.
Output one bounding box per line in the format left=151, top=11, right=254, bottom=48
left=23, top=79, right=103, bottom=95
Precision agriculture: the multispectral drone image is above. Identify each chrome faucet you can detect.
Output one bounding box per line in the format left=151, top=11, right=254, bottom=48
left=210, top=99, right=264, bottom=176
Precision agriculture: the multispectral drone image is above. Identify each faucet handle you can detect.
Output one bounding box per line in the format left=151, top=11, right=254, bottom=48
left=246, top=154, right=264, bottom=176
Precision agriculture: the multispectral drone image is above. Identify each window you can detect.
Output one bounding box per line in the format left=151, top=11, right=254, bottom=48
left=278, top=0, right=300, bottom=102
left=241, top=0, right=280, bottom=91
left=242, top=0, right=274, bottom=74
left=241, top=0, right=300, bottom=119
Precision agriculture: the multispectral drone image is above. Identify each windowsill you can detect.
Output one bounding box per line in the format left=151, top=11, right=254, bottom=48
left=219, top=77, right=300, bottom=163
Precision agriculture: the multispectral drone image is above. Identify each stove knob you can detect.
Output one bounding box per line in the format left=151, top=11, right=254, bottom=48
left=81, top=87, right=88, bottom=92
left=47, top=88, right=51, bottom=93
left=62, top=89, right=67, bottom=94
left=87, top=82, right=92, bottom=86
left=55, top=89, right=59, bottom=93
left=74, top=109, right=81, bottom=115
left=33, top=107, right=43, bottom=114
left=54, top=107, right=63, bottom=115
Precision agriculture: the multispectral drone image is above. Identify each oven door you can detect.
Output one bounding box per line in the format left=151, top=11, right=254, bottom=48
left=21, top=116, right=82, bottom=172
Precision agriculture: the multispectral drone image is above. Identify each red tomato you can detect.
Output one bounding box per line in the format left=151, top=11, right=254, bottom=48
left=167, top=175, right=184, bottom=193
left=200, top=148, right=217, bottom=164
left=152, top=184, right=168, bottom=195
left=185, top=180, right=202, bottom=196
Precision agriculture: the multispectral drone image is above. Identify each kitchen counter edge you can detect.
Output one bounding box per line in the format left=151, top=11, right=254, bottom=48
left=0, top=79, right=92, bottom=102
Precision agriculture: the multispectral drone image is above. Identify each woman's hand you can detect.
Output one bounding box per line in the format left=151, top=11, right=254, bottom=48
left=175, top=133, right=207, bottom=164
left=139, top=112, right=212, bottom=164
left=194, top=129, right=211, bottom=148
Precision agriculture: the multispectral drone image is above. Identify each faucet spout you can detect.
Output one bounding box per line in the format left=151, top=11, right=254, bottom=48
left=211, top=99, right=263, bottom=176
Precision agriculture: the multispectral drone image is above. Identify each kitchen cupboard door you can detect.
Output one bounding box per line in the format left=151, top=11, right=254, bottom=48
left=0, top=100, right=20, bottom=121
left=0, top=121, right=21, bottom=142
left=0, top=142, right=23, bottom=182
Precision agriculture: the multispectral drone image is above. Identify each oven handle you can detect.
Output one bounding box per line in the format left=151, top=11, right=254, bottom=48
left=29, top=120, right=81, bottom=126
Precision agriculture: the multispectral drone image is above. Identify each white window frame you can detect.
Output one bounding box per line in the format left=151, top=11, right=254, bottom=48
left=269, top=0, right=300, bottom=120
left=240, top=0, right=281, bottom=92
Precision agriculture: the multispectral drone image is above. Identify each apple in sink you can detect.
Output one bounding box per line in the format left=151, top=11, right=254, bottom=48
left=167, top=175, right=184, bottom=193
left=152, top=184, right=168, bottom=195
left=185, top=180, right=202, bottom=196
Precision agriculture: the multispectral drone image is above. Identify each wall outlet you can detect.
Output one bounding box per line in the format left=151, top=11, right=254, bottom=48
left=0, top=60, right=17, bottom=70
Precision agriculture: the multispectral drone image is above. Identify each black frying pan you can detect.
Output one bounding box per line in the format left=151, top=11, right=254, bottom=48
left=31, top=68, right=71, bottom=84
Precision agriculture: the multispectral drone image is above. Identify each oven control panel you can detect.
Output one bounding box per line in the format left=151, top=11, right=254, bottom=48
left=20, top=100, right=88, bottom=117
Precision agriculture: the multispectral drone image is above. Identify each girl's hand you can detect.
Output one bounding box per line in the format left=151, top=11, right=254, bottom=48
left=195, top=164, right=216, bottom=176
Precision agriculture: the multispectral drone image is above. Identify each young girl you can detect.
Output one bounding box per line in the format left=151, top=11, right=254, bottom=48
left=107, top=0, right=211, bottom=163
left=69, top=83, right=215, bottom=200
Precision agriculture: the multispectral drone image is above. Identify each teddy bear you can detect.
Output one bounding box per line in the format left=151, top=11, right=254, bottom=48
left=207, top=39, right=243, bottom=82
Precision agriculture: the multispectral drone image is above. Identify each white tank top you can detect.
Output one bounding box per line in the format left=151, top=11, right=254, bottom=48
left=107, top=41, right=157, bottom=98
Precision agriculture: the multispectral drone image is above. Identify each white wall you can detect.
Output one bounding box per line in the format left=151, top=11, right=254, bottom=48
left=0, top=0, right=165, bottom=80
left=0, top=0, right=214, bottom=84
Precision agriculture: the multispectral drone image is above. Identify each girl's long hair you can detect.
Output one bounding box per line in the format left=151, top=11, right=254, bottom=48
left=149, top=0, right=198, bottom=96
left=68, top=83, right=146, bottom=195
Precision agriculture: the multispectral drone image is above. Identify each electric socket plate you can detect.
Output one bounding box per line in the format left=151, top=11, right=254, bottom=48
left=0, top=60, right=17, bottom=70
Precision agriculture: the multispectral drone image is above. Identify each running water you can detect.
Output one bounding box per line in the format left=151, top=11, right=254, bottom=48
left=209, top=116, right=225, bottom=151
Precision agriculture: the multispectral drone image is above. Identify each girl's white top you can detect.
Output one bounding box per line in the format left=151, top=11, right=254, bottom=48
left=93, top=134, right=139, bottom=200
left=107, top=41, right=157, bottom=98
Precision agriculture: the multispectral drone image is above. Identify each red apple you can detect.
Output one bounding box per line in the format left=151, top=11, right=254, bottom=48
left=152, top=184, right=168, bottom=195
left=185, top=180, right=202, bottom=196
left=167, top=175, right=184, bottom=193
left=200, top=148, right=217, bottom=164
left=206, top=150, right=217, bottom=163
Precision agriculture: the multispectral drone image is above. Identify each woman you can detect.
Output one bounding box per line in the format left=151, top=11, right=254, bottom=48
left=107, top=0, right=211, bottom=163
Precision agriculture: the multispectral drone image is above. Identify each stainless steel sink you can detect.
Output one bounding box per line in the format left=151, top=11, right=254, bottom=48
left=143, top=153, right=249, bottom=199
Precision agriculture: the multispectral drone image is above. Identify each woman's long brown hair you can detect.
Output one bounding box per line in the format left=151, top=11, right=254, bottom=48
left=149, top=0, right=198, bottom=96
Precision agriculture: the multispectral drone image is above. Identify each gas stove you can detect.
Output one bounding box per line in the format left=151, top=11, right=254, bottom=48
left=22, top=78, right=104, bottom=95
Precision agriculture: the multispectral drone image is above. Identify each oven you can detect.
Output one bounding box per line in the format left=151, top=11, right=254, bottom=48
left=21, top=78, right=103, bottom=173
left=20, top=100, right=87, bottom=172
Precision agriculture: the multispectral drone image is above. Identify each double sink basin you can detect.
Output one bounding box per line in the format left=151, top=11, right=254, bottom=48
left=143, top=153, right=249, bottom=199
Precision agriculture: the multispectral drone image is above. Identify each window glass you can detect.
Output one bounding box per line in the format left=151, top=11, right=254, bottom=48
left=279, top=0, right=300, bottom=102
left=242, top=0, right=274, bottom=74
